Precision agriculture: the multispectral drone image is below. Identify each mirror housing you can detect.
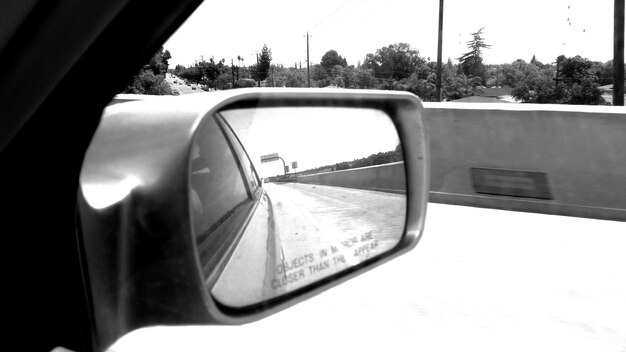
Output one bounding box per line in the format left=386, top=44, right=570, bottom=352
left=78, top=88, right=429, bottom=350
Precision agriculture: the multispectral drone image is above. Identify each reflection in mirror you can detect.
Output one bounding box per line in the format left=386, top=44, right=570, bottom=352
left=210, top=107, right=406, bottom=308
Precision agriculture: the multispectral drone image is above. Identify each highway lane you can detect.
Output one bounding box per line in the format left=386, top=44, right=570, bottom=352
left=165, top=73, right=204, bottom=95
left=262, top=182, right=406, bottom=293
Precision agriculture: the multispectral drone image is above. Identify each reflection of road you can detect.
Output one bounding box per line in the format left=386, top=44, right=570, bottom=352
left=263, top=182, right=405, bottom=292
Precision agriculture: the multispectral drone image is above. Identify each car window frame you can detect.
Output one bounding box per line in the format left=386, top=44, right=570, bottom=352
left=216, top=111, right=263, bottom=200
left=193, top=113, right=265, bottom=277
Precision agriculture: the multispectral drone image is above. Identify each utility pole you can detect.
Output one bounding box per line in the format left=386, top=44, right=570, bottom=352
left=555, top=60, right=560, bottom=91
left=496, top=66, right=499, bottom=87
left=552, top=58, right=562, bottom=101
left=256, top=53, right=260, bottom=87
left=614, top=0, right=624, bottom=106
left=236, top=56, right=240, bottom=81
left=436, top=0, right=444, bottom=102
left=238, top=56, right=243, bottom=81
left=231, top=58, right=235, bottom=88
left=306, top=32, right=311, bottom=87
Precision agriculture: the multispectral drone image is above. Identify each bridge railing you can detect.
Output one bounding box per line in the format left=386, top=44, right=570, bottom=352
left=423, top=102, right=626, bottom=221
left=297, top=161, right=406, bottom=194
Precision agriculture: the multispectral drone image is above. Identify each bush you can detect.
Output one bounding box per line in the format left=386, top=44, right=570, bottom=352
left=123, top=71, right=172, bottom=95
left=234, top=79, right=257, bottom=88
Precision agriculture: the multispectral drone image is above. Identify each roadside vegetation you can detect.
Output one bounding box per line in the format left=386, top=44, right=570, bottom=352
left=127, top=30, right=624, bottom=105
left=122, top=47, right=173, bottom=95
left=297, top=145, right=403, bottom=176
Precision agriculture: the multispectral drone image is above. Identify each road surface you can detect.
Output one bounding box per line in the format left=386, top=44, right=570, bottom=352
left=264, top=182, right=405, bottom=293
left=111, top=201, right=626, bottom=352
left=165, top=73, right=205, bottom=95
left=211, top=182, right=406, bottom=307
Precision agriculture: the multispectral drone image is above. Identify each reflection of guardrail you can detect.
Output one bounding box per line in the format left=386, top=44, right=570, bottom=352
left=422, top=102, right=626, bottom=221
left=297, top=161, right=405, bottom=194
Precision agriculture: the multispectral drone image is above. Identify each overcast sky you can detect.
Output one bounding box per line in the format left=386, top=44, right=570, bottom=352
left=164, top=0, right=619, bottom=68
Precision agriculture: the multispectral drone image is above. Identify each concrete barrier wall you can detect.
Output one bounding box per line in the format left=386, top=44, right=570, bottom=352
left=292, top=103, right=626, bottom=221
left=422, top=102, right=626, bottom=221
left=297, top=161, right=406, bottom=194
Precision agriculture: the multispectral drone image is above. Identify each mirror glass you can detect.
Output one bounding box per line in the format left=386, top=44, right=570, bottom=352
left=209, top=106, right=406, bottom=308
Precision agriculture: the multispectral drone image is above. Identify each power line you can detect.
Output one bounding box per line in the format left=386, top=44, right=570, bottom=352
left=309, top=0, right=368, bottom=36
left=308, top=0, right=355, bottom=33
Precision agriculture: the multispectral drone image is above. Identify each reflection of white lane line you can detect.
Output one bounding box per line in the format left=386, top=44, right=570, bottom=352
left=298, top=183, right=405, bottom=200
left=211, top=182, right=406, bottom=305
left=267, top=185, right=361, bottom=290
left=271, top=185, right=341, bottom=249
left=290, top=183, right=405, bottom=219
left=265, top=182, right=406, bottom=293
left=276, top=183, right=404, bottom=246
left=283, top=183, right=405, bottom=246
left=296, top=186, right=362, bottom=209
left=281, top=192, right=362, bottom=267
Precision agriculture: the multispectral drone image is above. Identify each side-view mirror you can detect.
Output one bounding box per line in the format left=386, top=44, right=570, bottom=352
left=78, top=88, right=429, bottom=351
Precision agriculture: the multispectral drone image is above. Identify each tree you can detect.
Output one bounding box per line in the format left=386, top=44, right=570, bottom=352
left=354, top=67, right=376, bottom=89
left=362, top=43, right=426, bottom=81
left=285, top=68, right=307, bottom=87
left=178, top=65, right=203, bottom=84
left=512, top=55, right=606, bottom=105
left=320, top=50, right=347, bottom=75
left=499, top=59, right=540, bottom=88
left=406, top=73, right=436, bottom=101
left=341, top=66, right=358, bottom=88
left=174, top=57, right=231, bottom=90
left=557, top=55, right=605, bottom=104
left=458, top=28, right=490, bottom=83
left=161, top=49, right=171, bottom=72
left=334, top=76, right=345, bottom=88
left=173, top=64, right=186, bottom=77
left=311, top=64, right=332, bottom=87
left=441, top=58, right=469, bottom=100
left=122, top=47, right=173, bottom=95
left=143, top=47, right=170, bottom=76
left=203, top=58, right=226, bottom=83
left=216, top=72, right=233, bottom=90
left=511, top=70, right=556, bottom=103
left=123, top=70, right=172, bottom=95
left=559, top=55, right=592, bottom=84
left=252, top=44, right=272, bottom=84
left=331, top=65, right=344, bottom=79
left=530, top=54, right=543, bottom=67
left=593, top=60, right=614, bottom=86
